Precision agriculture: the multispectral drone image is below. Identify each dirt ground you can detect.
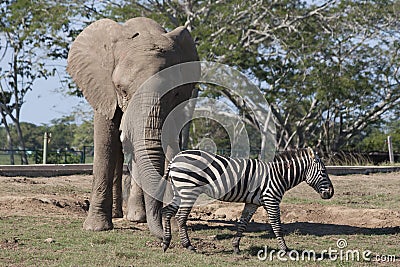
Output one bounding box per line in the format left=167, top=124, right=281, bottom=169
left=0, top=172, right=399, bottom=234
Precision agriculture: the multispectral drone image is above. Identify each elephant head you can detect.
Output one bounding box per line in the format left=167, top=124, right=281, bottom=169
left=67, top=17, right=198, bottom=117
left=67, top=17, right=199, bottom=238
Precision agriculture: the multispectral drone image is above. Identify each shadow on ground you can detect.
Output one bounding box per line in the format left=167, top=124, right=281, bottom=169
left=190, top=219, right=400, bottom=239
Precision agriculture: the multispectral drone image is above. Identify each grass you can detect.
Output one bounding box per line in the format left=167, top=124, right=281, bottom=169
left=378, top=162, right=400, bottom=166
left=1, top=173, right=399, bottom=266
left=283, top=173, right=400, bottom=209
left=324, top=152, right=375, bottom=166
left=0, top=215, right=398, bottom=266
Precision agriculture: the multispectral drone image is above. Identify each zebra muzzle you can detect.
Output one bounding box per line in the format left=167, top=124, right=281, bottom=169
left=320, top=186, right=334, bottom=199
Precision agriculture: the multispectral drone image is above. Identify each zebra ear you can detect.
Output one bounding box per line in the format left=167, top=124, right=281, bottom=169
left=307, top=147, right=315, bottom=159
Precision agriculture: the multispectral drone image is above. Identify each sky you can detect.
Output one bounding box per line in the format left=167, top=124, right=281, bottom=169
left=20, top=75, right=87, bottom=125
left=0, top=54, right=90, bottom=126
left=2, top=0, right=327, bottom=126
left=1, top=35, right=89, bottom=126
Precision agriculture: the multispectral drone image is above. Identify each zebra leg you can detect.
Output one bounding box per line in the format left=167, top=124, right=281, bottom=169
left=232, top=203, right=259, bottom=254
left=161, top=203, right=179, bottom=252
left=262, top=200, right=289, bottom=252
left=176, top=206, right=196, bottom=251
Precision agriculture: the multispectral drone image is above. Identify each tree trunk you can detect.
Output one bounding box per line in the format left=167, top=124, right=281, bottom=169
left=1, top=113, right=15, bottom=165
left=13, top=120, right=28, bottom=164
left=10, top=52, right=28, bottom=164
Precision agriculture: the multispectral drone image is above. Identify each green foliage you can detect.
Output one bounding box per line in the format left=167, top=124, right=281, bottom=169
left=71, top=119, right=94, bottom=149
left=0, top=116, right=92, bottom=150
left=354, top=121, right=400, bottom=153
left=47, top=116, right=77, bottom=150
left=0, top=0, right=81, bottom=90
left=1, top=173, right=400, bottom=265
left=0, top=114, right=93, bottom=149
left=1, top=0, right=397, bottom=158
left=0, top=122, right=43, bottom=149
left=188, top=118, right=231, bottom=155
left=90, top=0, right=400, bottom=153
left=188, top=116, right=262, bottom=158
left=0, top=0, right=89, bottom=161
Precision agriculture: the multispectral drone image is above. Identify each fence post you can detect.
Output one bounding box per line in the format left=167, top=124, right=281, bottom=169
left=43, top=132, right=49, bottom=164
left=82, top=146, right=86, bottom=164
left=387, top=135, right=394, bottom=164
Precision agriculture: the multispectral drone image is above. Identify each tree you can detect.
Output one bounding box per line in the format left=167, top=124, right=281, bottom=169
left=0, top=0, right=87, bottom=163
left=138, top=0, right=400, bottom=153
left=355, top=120, right=400, bottom=153
left=71, top=119, right=94, bottom=149
left=67, top=1, right=399, bottom=155
left=46, top=116, right=77, bottom=150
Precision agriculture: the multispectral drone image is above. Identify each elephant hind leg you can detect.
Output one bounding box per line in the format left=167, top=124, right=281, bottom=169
left=126, top=177, right=147, bottom=222
left=112, top=142, right=124, bottom=218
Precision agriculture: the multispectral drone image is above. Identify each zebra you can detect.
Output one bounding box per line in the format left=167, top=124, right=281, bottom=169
left=161, top=147, right=334, bottom=253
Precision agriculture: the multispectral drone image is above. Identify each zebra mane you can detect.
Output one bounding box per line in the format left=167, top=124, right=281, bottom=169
left=273, top=148, right=312, bottom=163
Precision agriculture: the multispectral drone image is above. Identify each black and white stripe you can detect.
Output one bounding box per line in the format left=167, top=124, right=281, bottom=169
left=161, top=147, right=334, bottom=253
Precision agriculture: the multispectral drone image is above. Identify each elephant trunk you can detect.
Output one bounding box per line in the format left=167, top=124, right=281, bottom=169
left=134, top=141, right=165, bottom=239
left=130, top=94, right=167, bottom=240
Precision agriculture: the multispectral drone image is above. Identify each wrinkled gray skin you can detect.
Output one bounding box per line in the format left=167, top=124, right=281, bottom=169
left=67, top=17, right=198, bottom=239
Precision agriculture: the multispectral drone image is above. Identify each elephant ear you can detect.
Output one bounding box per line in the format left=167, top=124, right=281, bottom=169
left=165, top=26, right=199, bottom=62
left=122, top=17, right=166, bottom=35
left=67, top=19, right=122, bottom=120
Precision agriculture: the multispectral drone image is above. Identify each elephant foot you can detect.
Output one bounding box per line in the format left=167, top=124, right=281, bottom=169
left=126, top=203, right=147, bottom=222
left=126, top=210, right=147, bottom=223
left=83, top=214, right=113, bottom=231
left=112, top=207, right=123, bottom=218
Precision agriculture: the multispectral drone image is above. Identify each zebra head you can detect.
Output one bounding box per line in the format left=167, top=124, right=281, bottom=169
left=304, top=148, right=334, bottom=199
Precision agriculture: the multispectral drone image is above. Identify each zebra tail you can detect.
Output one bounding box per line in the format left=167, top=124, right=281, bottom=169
left=162, top=162, right=172, bottom=182
left=154, top=162, right=172, bottom=203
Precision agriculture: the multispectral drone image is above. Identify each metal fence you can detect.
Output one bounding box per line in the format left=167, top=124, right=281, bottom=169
left=0, top=147, right=397, bottom=165
left=0, top=146, right=94, bottom=165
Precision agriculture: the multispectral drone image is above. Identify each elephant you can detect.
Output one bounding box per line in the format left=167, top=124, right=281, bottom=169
left=67, top=17, right=199, bottom=239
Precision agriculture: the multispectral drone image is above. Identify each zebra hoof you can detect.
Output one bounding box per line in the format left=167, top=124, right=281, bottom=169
left=162, top=242, right=170, bottom=252
left=186, top=245, right=197, bottom=252
left=233, top=247, right=240, bottom=254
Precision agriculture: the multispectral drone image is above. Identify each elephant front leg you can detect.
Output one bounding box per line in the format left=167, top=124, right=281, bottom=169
left=126, top=159, right=147, bottom=222
left=83, top=110, right=122, bottom=231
